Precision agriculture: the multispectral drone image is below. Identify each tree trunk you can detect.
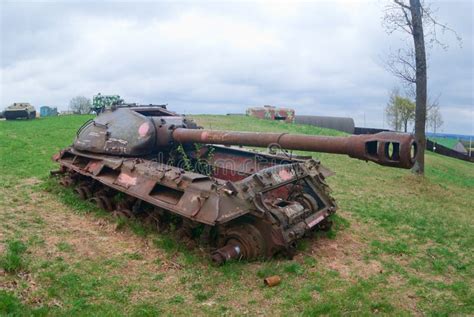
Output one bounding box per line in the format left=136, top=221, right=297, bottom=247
left=409, top=0, right=427, bottom=175
left=404, top=120, right=408, bottom=132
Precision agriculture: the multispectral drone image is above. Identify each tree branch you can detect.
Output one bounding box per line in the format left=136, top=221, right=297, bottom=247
left=393, top=0, right=411, bottom=11
left=400, top=6, right=413, bottom=33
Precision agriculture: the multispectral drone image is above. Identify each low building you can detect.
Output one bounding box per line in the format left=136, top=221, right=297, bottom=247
left=246, top=105, right=295, bottom=123
left=430, top=138, right=468, bottom=155
left=453, top=141, right=468, bottom=155
left=40, top=106, right=58, bottom=117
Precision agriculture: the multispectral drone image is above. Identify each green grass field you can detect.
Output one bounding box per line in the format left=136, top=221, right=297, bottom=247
left=0, top=115, right=473, bottom=316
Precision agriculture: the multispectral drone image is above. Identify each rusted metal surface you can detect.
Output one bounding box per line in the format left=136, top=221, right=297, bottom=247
left=173, top=129, right=417, bottom=169
left=264, top=276, right=281, bottom=287
left=52, top=105, right=418, bottom=264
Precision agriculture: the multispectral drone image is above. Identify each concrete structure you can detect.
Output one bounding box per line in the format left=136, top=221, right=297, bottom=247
left=246, top=105, right=295, bottom=123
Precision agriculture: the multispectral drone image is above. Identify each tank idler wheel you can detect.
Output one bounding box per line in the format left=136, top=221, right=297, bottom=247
left=90, top=195, right=115, bottom=211
left=296, top=193, right=319, bottom=211
left=211, top=223, right=265, bottom=265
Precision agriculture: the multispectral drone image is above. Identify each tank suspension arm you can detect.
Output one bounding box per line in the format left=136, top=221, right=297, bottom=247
left=172, top=129, right=418, bottom=169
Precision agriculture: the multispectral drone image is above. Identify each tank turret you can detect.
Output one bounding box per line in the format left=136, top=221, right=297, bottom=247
left=74, top=106, right=417, bottom=169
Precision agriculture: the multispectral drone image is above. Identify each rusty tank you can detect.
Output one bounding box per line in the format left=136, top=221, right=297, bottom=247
left=52, top=104, right=418, bottom=264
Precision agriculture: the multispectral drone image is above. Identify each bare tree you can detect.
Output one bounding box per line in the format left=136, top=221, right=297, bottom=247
left=386, top=88, right=416, bottom=132
left=386, top=89, right=402, bottom=131
left=69, top=96, right=91, bottom=114
left=382, top=0, right=461, bottom=175
left=427, top=101, right=443, bottom=133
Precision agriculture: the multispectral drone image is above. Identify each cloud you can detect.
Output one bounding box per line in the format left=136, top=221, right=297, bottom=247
left=1, top=0, right=472, bottom=134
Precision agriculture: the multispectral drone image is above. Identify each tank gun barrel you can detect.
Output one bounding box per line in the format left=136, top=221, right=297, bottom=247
left=172, top=129, right=418, bottom=169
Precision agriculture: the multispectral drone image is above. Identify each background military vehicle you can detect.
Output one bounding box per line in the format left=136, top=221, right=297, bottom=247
left=4, top=103, right=36, bottom=120
left=91, top=93, right=124, bottom=114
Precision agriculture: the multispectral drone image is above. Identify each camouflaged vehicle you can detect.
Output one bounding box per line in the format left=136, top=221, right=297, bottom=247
left=52, top=104, right=418, bottom=264
left=91, top=93, right=124, bottom=114
left=4, top=103, right=36, bottom=120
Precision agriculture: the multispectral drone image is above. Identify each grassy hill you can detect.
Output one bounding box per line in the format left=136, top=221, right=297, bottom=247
left=429, top=137, right=459, bottom=149
left=0, top=115, right=472, bottom=316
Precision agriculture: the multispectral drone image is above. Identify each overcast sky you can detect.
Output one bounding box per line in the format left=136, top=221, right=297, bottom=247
left=1, top=0, right=472, bottom=134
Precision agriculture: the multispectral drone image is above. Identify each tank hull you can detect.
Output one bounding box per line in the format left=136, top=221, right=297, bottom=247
left=53, top=144, right=336, bottom=263
left=4, top=109, right=36, bottom=120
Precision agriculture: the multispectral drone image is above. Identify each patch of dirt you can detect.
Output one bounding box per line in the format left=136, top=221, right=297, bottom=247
left=30, top=197, right=172, bottom=277
left=0, top=269, right=41, bottom=305
left=295, top=211, right=424, bottom=314
left=22, top=177, right=42, bottom=186
left=0, top=182, right=181, bottom=305
left=298, top=211, right=383, bottom=281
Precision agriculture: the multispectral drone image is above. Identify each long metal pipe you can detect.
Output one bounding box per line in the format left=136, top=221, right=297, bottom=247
left=172, top=128, right=417, bottom=169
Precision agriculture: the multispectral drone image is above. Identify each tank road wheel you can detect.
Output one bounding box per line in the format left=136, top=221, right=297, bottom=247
left=74, top=185, right=92, bottom=200
left=111, top=200, right=134, bottom=219
left=144, top=207, right=171, bottom=233
left=112, top=209, right=133, bottom=219
left=211, top=223, right=265, bottom=265
left=90, top=195, right=115, bottom=211
left=74, top=187, right=86, bottom=199
left=143, top=213, right=162, bottom=232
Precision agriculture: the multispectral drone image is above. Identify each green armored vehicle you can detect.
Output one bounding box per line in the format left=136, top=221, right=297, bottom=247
left=4, top=103, right=36, bottom=120
left=91, top=93, right=124, bottom=114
